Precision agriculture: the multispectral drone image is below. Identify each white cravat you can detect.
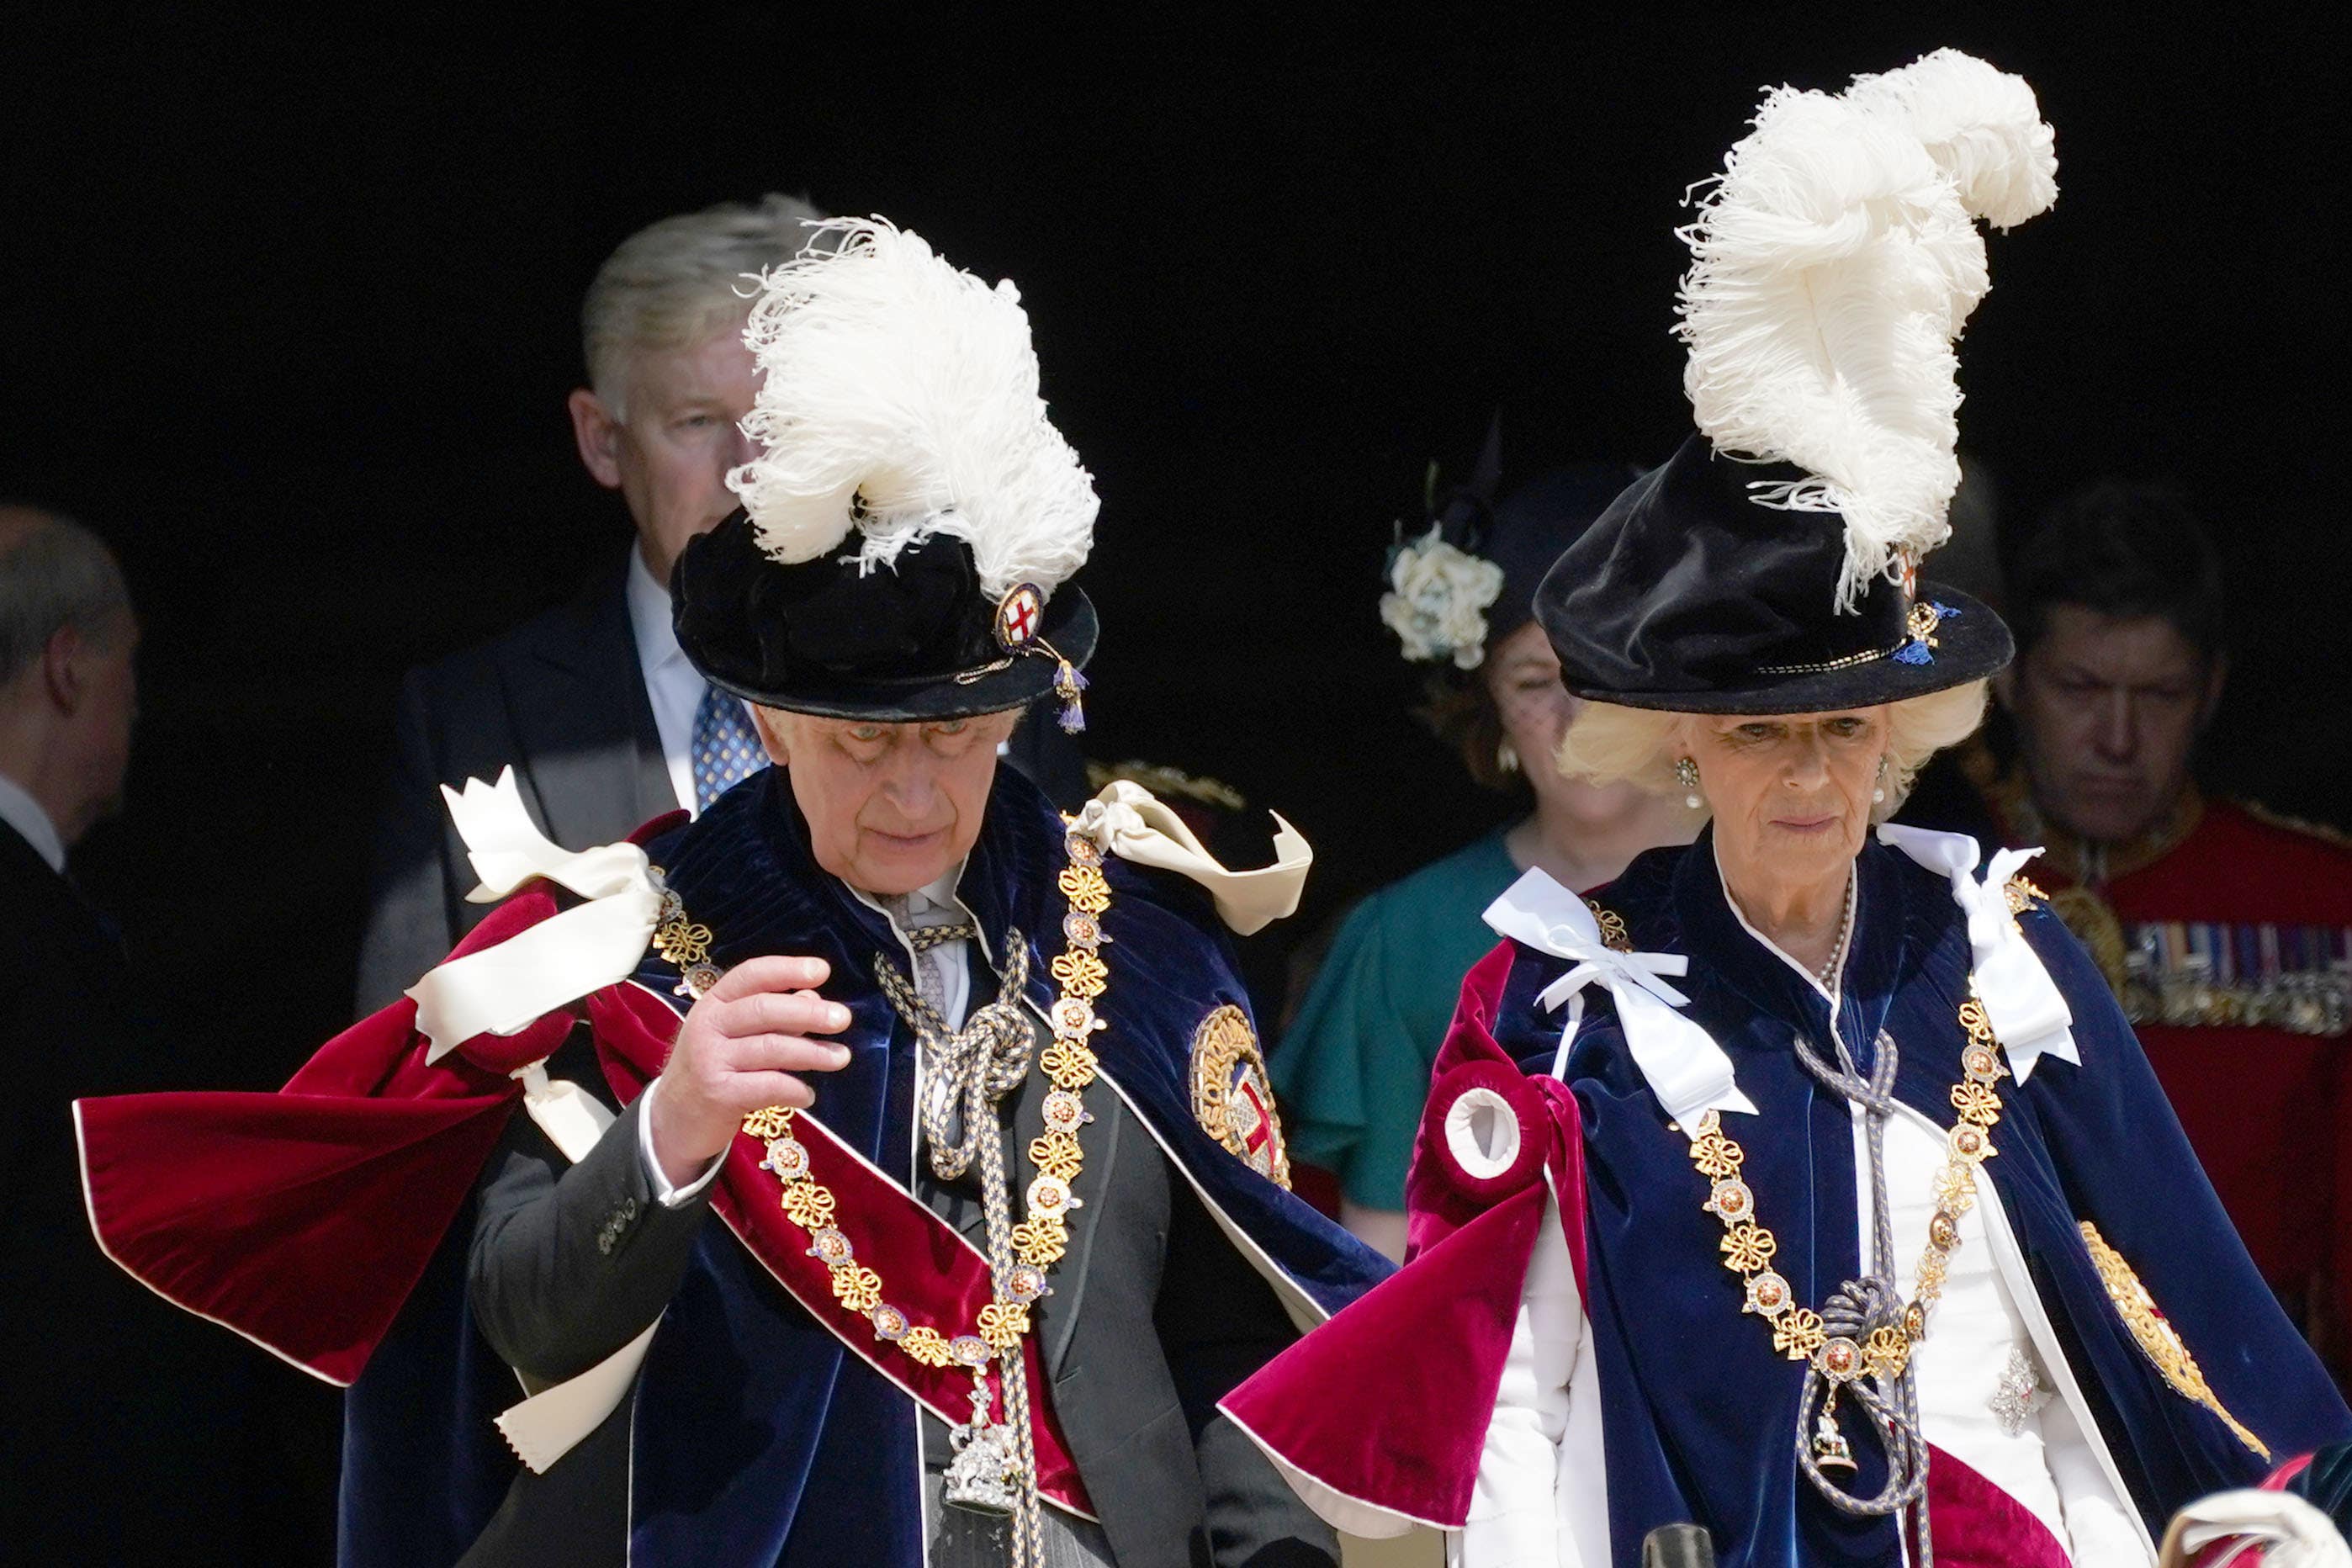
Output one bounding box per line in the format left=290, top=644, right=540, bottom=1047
left=625, top=544, right=721, bottom=817
left=0, top=771, right=65, bottom=874
left=859, top=869, right=974, bottom=1029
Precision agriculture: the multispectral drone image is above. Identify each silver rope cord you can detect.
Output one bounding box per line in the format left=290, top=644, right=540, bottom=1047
left=877, top=937, right=1045, bottom=1568
left=1790, top=1026, right=1934, bottom=1568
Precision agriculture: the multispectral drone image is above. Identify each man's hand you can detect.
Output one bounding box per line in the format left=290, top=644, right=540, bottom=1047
left=648, top=955, right=852, bottom=1189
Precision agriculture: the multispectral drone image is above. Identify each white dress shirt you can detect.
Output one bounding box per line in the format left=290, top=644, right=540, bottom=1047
left=626, top=544, right=736, bottom=817
left=0, top=771, right=65, bottom=873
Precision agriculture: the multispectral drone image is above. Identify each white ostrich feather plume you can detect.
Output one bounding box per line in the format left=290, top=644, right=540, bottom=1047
left=726, top=217, right=1099, bottom=601
left=1677, top=48, right=2058, bottom=608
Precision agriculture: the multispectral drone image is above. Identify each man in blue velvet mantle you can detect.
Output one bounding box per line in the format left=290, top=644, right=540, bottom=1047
left=77, top=220, right=1388, bottom=1568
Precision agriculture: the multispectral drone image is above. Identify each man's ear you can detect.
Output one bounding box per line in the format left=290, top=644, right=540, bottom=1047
left=40, top=623, right=82, bottom=713
left=567, top=387, right=624, bottom=490
left=748, top=704, right=792, bottom=767
left=1989, top=665, right=2017, bottom=712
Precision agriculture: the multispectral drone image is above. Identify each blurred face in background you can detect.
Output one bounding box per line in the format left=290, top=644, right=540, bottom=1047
left=2002, top=606, right=2223, bottom=844
left=568, top=327, right=764, bottom=585
left=1485, top=620, right=1652, bottom=825
left=72, top=614, right=138, bottom=836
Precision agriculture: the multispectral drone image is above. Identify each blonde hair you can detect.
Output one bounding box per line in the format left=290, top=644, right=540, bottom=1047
left=582, top=193, right=828, bottom=419
left=1555, top=680, right=1989, bottom=824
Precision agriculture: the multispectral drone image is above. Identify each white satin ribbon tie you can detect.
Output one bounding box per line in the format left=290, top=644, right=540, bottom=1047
left=1877, top=824, right=2079, bottom=1083
left=1483, top=868, right=1756, bottom=1129
left=1071, top=779, right=1312, bottom=936
left=405, top=767, right=665, bottom=1062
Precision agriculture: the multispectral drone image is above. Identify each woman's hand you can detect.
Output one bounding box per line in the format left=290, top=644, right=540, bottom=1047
left=647, top=955, right=852, bottom=1189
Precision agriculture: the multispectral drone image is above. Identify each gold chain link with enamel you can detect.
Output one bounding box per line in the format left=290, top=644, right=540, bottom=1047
left=654, top=816, right=1111, bottom=1380
left=1688, top=994, right=2009, bottom=1388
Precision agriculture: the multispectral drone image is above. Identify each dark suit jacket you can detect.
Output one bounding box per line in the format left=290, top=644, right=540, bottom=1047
left=2, top=820, right=258, bottom=1562
left=356, top=564, right=675, bottom=1015
left=461, top=1017, right=1332, bottom=1567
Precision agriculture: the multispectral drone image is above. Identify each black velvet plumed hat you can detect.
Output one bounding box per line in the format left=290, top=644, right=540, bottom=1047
left=1537, top=48, right=2058, bottom=716
left=673, top=216, right=1100, bottom=728
left=1537, top=436, right=2008, bottom=713
left=674, top=513, right=1097, bottom=722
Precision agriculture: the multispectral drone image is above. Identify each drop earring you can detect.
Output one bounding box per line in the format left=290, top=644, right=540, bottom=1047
left=1497, top=739, right=1521, bottom=775
left=1674, top=756, right=1703, bottom=810
left=1873, top=755, right=1889, bottom=804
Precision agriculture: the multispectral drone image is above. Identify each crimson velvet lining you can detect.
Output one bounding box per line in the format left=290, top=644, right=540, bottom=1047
left=77, top=893, right=571, bottom=1384
left=1222, top=942, right=1582, bottom=1528
left=1924, top=1443, right=2070, bottom=1568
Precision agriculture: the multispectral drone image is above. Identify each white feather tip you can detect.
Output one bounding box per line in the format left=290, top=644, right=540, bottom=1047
left=1677, top=50, right=2056, bottom=608
left=725, top=217, right=1099, bottom=601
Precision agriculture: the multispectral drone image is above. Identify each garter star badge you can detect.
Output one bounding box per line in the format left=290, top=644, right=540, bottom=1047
left=1189, top=1004, right=1290, bottom=1189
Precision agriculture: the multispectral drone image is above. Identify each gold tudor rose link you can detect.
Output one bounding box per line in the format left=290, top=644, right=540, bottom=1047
left=1678, top=877, right=2056, bottom=1388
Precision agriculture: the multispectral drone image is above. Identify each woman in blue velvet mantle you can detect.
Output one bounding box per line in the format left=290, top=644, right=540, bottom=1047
left=1221, top=49, right=2352, bottom=1568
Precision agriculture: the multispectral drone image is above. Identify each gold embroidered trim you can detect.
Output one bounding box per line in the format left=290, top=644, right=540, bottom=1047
left=2077, top=1221, right=2270, bottom=1459
left=1751, top=635, right=1911, bottom=676
left=1189, top=1004, right=1290, bottom=1189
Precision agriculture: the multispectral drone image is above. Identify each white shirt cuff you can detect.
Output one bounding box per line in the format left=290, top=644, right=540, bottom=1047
left=636, top=1077, right=725, bottom=1207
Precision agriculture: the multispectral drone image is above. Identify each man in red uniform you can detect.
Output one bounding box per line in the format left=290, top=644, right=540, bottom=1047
left=1961, top=480, right=2352, bottom=1377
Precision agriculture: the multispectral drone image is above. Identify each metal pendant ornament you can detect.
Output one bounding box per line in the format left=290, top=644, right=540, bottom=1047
left=1675, top=756, right=1703, bottom=810
left=992, top=582, right=1087, bottom=734
left=944, top=1377, right=1024, bottom=1515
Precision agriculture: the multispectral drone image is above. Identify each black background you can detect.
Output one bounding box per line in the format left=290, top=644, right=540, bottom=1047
left=3, top=13, right=2341, bottom=1544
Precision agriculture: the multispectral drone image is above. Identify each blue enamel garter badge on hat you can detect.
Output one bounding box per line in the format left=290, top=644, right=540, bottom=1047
left=1189, top=1004, right=1290, bottom=1189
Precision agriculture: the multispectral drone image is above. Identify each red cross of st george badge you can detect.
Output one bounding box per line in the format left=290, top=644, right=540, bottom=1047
left=1235, top=1078, right=1274, bottom=1159
left=994, top=583, right=1045, bottom=651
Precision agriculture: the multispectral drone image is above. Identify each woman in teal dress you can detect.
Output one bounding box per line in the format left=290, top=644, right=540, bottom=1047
left=1273, top=449, right=1693, bottom=1258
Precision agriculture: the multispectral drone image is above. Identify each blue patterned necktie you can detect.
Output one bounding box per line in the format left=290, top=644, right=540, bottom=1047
left=690, top=684, right=766, bottom=813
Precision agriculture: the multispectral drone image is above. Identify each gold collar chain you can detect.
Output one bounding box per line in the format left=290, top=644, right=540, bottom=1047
left=1682, top=988, right=2008, bottom=1479
left=728, top=818, right=1108, bottom=1369
left=648, top=816, right=1112, bottom=1560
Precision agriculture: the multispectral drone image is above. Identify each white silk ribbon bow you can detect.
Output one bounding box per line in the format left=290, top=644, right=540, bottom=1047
left=1071, top=780, right=1311, bottom=936
left=1482, top=868, right=1756, bottom=1129
left=404, top=768, right=665, bottom=1062
left=1876, top=824, right=2079, bottom=1083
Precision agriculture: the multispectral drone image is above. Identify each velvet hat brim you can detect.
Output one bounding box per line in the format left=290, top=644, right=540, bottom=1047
left=1537, top=435, right=2012, bottom=715
left=672, top=509, right=1097, bottom=722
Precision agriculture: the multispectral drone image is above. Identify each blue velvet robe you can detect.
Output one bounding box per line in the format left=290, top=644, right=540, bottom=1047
left=1486, top=830, right=2352, bottom=1565
left=340, top=766, right=1388, bottom=1565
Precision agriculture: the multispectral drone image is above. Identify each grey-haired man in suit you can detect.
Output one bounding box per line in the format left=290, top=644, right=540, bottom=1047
left=357, top=196, right=1085, bottom=1013
left=355, top=194, right=822, bottom=1013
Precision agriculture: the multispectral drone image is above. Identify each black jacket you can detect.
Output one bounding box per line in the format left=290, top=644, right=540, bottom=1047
left=355, top=564, right=675, bottom=1018
left=2, top=819, right=257, bottom=1563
